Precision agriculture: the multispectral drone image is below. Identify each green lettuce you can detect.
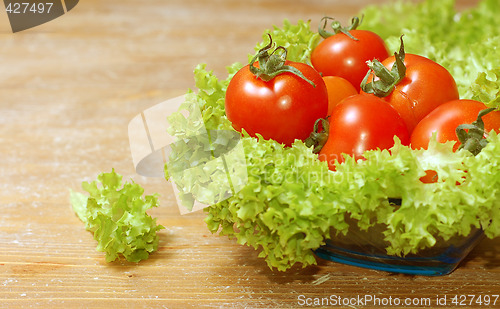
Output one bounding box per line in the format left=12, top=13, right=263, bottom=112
left=335, top=134, right=500, bottom=256
left=471, top=68, right=500, bottom=108
left=204, top=137, right=349, bottom=271
left=251, top=19, right=320, bottom=64
left=71, top=169, right=164, bottom=262
left=361, top=0, right=500, bottom=100
left=166, top=1, right=500, bottom=271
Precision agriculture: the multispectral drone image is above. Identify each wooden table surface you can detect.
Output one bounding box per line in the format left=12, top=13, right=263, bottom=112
left=1, top=0, right=499, bottom=308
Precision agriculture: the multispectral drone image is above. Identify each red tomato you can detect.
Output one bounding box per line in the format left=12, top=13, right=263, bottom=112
left=225, top=61, right=328, bottom=146
left=365, top=54, right=459, bottom=133
left=311, top=30, right=389, bottom=91
left=318, top=94, right=410, bottom=170
left=411, top=99, right=500, bottom=183
left=411, top=99, right=500, bottom=151
left=322, top=76, right=358, bottom=117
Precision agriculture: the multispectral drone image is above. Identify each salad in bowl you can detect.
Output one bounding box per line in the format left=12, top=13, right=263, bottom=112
left=164, top=0, right=500, bottom=275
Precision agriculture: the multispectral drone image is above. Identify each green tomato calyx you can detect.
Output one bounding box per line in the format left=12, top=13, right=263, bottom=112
left=305, top=117, right=330, bottom=153
left=318, top=16, right=362, bottom=41
left=456, top=107, right=496, bottom=156
left=249, top=34, right=315, bottom=87
left=361, top=35, right=406, bottom=97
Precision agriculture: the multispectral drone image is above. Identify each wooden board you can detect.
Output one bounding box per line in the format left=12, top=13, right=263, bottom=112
left=1, top=0, right=499, bottom=308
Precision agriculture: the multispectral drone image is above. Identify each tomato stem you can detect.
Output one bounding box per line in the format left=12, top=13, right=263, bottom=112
left=318, top=16, right=362, bottom=41
left=361, top=36, right=406, bottom=97
left=456, top=107, right=496, bottom=156
left=305, top=117, right=329, bottom=153
left=249, top=34, right=315, bottom=87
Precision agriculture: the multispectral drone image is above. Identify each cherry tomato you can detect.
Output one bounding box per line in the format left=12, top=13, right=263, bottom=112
left=318, top=94, right=410, bottom=170
left=225, top=61, right=328, bottom=146
left=411, top=99, right=500, bottom=183
left=411, top=99, right=500, bottom=151
left=322, top=76, right=358, bottom=117
left=366, top=54, right=459, bottom=133
left=311, top=30, right=389, bottom=91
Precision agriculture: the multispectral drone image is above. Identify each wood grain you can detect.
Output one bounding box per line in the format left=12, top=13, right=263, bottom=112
left=1, top=0, right=498, bottom=308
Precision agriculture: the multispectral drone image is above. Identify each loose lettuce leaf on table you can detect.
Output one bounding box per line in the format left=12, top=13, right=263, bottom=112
left=71, top=169, right=164, bottom=263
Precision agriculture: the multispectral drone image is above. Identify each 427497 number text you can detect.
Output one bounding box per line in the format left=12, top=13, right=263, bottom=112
left=5, top=2, right=54, bottom=14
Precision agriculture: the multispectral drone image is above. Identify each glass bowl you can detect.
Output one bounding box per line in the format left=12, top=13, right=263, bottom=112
left=314, top=217, right=484, bottom=276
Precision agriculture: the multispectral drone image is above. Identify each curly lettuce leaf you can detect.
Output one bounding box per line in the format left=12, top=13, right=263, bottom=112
left=168, top=63, right=240, bottom=136
left=164, top=64, right=243, bottom=211
left=203, top=132, right=500, bottom=269
left=463, top=131, right=500, bottom=239
left=205, top=137, right=348, bottom=271
left=471, top=68, right=500, bottom=108
left=252, top=19, right=320, bottom=64
left=71, top=169, right=164, bottom=262
left=361, top=0, right=500, bottom=101
left=334, top=137, right=473, bottom=255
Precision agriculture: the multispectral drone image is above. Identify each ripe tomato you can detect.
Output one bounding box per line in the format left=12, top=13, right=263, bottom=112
left=411, top=99, right=500, bottom=183
left=318, top=94, right=410, bottom=170
left=311, top=21, right=389, bottom=91
left=322, top=76, right=358, bottom=117
left=411, top=99, right=500, bottom=151
left=364, top=54, right=459, bottom=133
left=225, top=61, right=328, bottom=146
